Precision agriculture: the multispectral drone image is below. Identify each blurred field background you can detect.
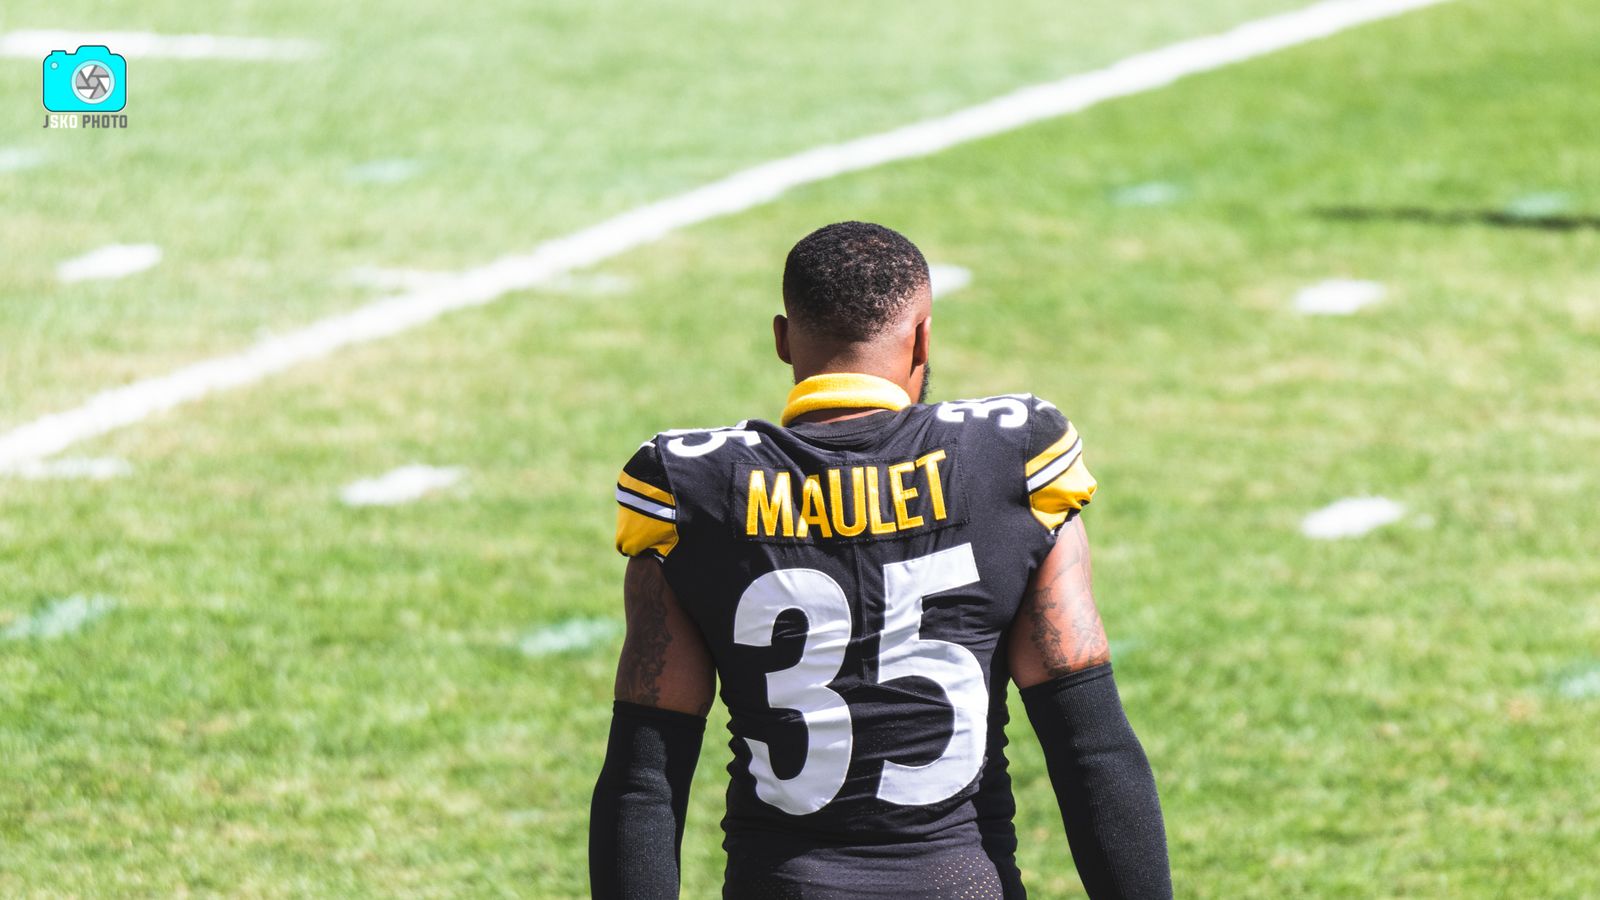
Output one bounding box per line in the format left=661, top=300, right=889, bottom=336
left=2, top=0, right=1597, bottom=896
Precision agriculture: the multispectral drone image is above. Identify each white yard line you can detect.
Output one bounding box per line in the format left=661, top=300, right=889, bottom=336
left=1301, top=496, right=1406, bottom=539
left=1557, top=666, right=1600, bottom=700
left=0, top=0, right=1455, bottom=471
left=57, top=243, right=162, bottom=283
left=1293, top=278, right=1387, bottom=315
left=1111, top=181, right=1185, bottom=207
left=929, top=264, right=973, bottom=300
left=7, top=456, right=131, bottom=480
left=1, top=595, right=115, bottom=640
left=346, top=159, right=425, bottom=185
left=516, top=617, right=622, bottom=657
left=0, top=30, right=318, bottom=60
left=339, top=464, right=464, bottom=506
left=1502, top=191, right=1570, bottom=220
left=0, top=147, right=45, bottom=173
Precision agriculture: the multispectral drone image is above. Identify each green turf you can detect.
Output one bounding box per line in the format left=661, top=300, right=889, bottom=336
left=0, top=0, right=1304, bottom=429
left=4, top=0, right=1599, bottom=895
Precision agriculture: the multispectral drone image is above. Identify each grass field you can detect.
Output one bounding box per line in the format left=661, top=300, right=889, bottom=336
left=3, top=0, right=1599, bottom=896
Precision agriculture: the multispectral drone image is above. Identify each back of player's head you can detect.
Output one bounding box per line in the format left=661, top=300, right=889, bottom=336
left=782, top=221, right=930, bottom=343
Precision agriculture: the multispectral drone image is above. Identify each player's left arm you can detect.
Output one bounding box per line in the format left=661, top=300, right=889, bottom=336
left=1009, top=402, right=1173, bottom=898
left=590, top=557, right=714, bottom=900
left=591, top=442, right=715, bottom=900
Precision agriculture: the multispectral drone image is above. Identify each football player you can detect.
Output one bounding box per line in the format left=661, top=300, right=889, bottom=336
left=591, top=222, right=1171, bottom=898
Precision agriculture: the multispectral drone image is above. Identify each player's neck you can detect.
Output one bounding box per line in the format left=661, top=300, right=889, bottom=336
left=788, top=407, right=892, bottom=425
left=784, top=367, right=914, bottom=426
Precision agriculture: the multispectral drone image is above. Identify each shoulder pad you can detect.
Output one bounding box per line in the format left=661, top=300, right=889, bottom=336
left=614, top=439, right=679, bottom=558
left=1022, top=397, right=1096, bottom=530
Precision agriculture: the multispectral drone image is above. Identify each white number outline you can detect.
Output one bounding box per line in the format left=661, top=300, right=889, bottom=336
left=877, top=544, right=987, bottom=804
left=733, top=544, right=986, bottom=813
left=935, top=396, right=1030, bottom=428
left=733, top=569, right=854, bottom=816
left=662, top=423, right=762, bottom=458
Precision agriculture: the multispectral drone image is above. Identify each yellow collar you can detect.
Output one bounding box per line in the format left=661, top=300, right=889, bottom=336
left=781, top=373, right=911, bottom=426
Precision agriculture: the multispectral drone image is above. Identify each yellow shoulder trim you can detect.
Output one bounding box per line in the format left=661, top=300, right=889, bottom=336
left=1025, top=423, right=1081, bottom=477
left=616, top=506, right=679, bottom=558
left=1029, top=456, right=1096, bottom=530
left=781, top=373, right=910, bottom=426
left=618, top=470, right=674, bottom=506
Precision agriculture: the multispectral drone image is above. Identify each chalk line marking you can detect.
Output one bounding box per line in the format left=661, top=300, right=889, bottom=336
left=1502, top=191, right=1571, bottom=220
left=0, top=0, right=1456, bottom=471
left=1557, top=665, right=1600, bottom=700
left=0, top=30, right=319, bottom=60
left=340, top=464, right=463, bottom=506
left=8, top=456, right=131, bottom=480
left=929, top=263, right=973, bottom=299
left=346, top=159, right=425, bottom=185
left=57, top=244, right=162, bottom=284
left=0, top=147, right=44, bottom=173
left=1293, top=278, right=1387, bottom=315
left=1111, top=181, right=1185, bottom=207
left=516, top=617, right=622, bottom=657
left=2, top=595, right=115, bottom=640
left=1301, top=496, right=1406, bottom=539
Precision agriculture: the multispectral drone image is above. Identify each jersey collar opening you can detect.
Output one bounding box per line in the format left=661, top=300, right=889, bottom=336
left=781, top=373, right=911, bottom=426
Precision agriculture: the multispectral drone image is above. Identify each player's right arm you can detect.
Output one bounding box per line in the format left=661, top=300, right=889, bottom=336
left=1008, top=404, right=1173, bottom=899
left=590, top=442, right=715, bottom=900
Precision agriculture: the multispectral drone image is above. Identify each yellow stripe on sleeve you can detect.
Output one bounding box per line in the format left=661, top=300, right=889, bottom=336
left=1025, top=423, right=1080, bottom=478
left=618, top=470, right=674, bottom=507
left=1029, top=456, right=1097, bottom=530
left=616, top=506, right=679, bottom=558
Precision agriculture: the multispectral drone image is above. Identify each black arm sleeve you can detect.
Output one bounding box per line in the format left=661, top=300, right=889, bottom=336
left=589, top=701, right=706, bottom=900
left=1021, top=664, right=1172, bottom=899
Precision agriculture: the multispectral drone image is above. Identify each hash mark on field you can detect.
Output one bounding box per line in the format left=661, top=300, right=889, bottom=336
left=57, top=244, right=162, bottom=283
left=2, top=595, right=115, bottom=641
left=517, top=617, right=621, bottom=657
left=1556, top=665, right=1600, bottom=700
left=1502, top=192, right=1570, bottom=220
left=1293, top=279, right=1386, bottom=315
left=0, top=0, right=1461, bottom=471
left=1301, top=496, right=1406, bottom=539
left=1111, top=181, right=1184, bottom=207
left=0, top=30, right=319, bottom=60
left=929, top=264, right=972, bottom=299
left=347, top=159, right=424, bottom=185
left=8, top=456, right=131, bottom=480
left=340, top=464, right=463, bottom=507
left=0, top=147, right=44, bottom=173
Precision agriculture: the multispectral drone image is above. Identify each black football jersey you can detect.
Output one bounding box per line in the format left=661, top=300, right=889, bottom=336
left=613, top=373, right=1095, bottom=898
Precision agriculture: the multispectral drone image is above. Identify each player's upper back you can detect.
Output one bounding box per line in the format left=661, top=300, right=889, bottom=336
left=615, top=373, right=1096, bottom=573
left=611, top=373, right=1098, bottom=837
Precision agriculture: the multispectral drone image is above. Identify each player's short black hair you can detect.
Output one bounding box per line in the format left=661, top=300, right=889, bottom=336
left=782, top=221, right=930, bottom=342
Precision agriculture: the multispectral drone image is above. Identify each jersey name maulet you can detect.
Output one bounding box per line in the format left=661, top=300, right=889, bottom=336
left=613, top=393, right=1094, bottom=838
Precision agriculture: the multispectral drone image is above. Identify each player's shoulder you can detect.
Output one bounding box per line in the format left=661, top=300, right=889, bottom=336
left=613, top=420, right=776, bottom=559
left=614, top=436, right=679, bottom=560
left=920, top=391, right=1094, bottom=530
left=921, top=391, right=1068, bottom=443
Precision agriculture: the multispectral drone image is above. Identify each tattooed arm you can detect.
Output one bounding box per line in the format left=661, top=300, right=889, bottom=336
left=1009, top=516, right=1110, bottom=686
left=1009, top=519, right=1173, bottom=899
left=591, top=557, right=714, bottom=899
left=615, top=555, right=715, bottom=714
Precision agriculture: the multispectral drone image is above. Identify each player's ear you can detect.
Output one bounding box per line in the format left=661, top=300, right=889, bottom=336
left=911, top=315, right=931, bottom=368
left=773, top=314, right=792, bottom=364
